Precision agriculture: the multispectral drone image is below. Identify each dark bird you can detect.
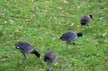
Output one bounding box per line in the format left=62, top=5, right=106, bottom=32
left=15, top=41, right=40, bottom=60
left=80, top=14, right=93, bottom=26
left=60, top=31, right=83, bottom=46
left=43, top=50, right=57, bottom=71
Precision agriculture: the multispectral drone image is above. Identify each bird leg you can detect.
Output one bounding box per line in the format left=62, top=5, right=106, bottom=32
left=17, top=53, right=27, bottom=65
left=22, top=52, right=27, bottom=61
left=47, top=63, right=52, bottom=71
left=66, top=42, right=69, bottom=48
left=85, top=25, right=90, bottom=28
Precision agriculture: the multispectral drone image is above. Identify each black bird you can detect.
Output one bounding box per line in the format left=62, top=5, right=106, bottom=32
left=60, top=31, right=83, bottom=45
left=80, top=14, right=93, bottom=26
left=15, top=41, right=40, bottom=60
left=44, top=50, right=57, bottom=71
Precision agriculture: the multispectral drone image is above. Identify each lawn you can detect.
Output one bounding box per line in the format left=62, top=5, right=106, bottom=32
left=0, top=0, right=108, bottom=71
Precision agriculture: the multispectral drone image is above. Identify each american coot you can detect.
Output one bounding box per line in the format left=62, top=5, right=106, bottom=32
left=15, top=41, right=40, bottom=60
left=43, top=50, right=57, bottom=71
left=80, top=14, right=93, bottom=26
left=60, top=31, right=83, bottom=45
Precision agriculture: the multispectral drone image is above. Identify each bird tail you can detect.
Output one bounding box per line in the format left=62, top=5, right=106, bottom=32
left=31, top=49, right=40, bottom=58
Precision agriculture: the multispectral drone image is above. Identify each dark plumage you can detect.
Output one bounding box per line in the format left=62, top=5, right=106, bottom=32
left=15, top=41, right=40, bottom=60
left=44, top=50, right=56, bottom=63
left=43, top=50, right=57, bottom=71
left=80, top=14, right=92, bottom=26
left=60, top=31, right=83, bottom=44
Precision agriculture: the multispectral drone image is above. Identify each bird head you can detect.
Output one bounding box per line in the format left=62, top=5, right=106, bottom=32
left=89, top=14, right=93, bottom=19
left=77, top=32, right=83, bottom=37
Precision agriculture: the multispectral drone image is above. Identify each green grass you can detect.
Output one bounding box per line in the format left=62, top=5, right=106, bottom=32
left=0, top=0, right=108, bottom=71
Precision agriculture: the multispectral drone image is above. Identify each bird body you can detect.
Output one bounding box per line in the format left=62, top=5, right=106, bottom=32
left=60, top=32, right=77, bottom=43
left=44, top=50, right=57, bottom=63
left=80, top=15, right=92, bottom=26
left=15, top=42, right=34, bottom=53
left=60, top=31, right=83, bottom=44
left=15, top=41, right=40, bottom=60
left=43, top=50, right=57, bottom=71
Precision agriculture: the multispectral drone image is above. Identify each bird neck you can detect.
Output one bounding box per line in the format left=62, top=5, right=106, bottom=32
left=31, top=50, right=40, bottom=58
